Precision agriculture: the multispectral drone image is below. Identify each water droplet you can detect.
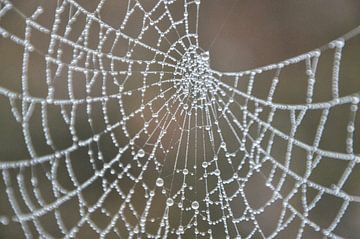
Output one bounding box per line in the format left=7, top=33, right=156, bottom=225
left=156, top=178, right=164, bottom=187
left=201, top=51, right=210, bottom=61
left=191, top=201, right=199, bottom=210
left=0, top=216, right=9, bottom=225
left=93, top=135, right=100, bottom=142
left=138, top=149, right=145, bottom=158
left=166, top=198, right=174, bottom=207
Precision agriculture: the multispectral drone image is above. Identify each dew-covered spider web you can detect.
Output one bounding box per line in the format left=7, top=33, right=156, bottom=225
left=0, top=0, right=360, bottom=238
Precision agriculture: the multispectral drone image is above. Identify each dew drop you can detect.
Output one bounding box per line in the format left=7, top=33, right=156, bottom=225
left=156, top=178, right=164, bottom=187
left=166, top=198, right=174, bottom=207
left=138, top=149, right=145, bottom=158
left=191, top=201, right=199, bottom=210
left=0, top=216, right=9, bottom=225
left=201, top=51, right=209, bottom=61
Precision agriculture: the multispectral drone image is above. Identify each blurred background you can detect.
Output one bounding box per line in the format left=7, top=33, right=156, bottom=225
left=0, top=0, right=359, bottom=238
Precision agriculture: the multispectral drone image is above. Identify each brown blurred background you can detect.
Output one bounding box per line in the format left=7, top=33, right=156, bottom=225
left=0, top=0, right=359, bottom=238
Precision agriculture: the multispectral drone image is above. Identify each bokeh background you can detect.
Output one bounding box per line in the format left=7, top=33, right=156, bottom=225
left=0, top=0, right=359, bottom=238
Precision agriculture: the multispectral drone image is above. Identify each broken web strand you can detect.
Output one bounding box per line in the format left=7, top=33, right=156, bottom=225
left=0, top=0, right=359, bottom=238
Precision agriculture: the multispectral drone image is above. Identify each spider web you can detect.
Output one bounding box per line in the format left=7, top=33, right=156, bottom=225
left=0, top=0, right=359, bottom=238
